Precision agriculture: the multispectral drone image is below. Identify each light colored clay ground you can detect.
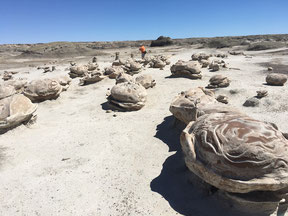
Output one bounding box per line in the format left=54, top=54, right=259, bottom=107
left=1, top=46, right=288, bottom=216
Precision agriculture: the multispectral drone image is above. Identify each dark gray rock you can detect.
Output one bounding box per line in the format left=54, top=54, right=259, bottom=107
left=243, top=97, right=260, bottom=107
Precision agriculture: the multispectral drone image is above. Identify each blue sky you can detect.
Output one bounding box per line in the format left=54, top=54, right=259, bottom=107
left=0, top=0, right=287, bottom=44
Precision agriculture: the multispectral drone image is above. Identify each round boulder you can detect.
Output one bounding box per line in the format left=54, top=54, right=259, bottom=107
left=0, top=94, right=37, bottom=132
left=266, top=73, right=287, bottom=86
left=69, top=65, right=88, bottom=78
left=170, top=60, right=202, bottom=79
left=23, top=79, right=62, bottom=102
left=180, top=112, right=288, bottom=194
left=243, top=97, right=260, bottom=107
left=107, top=82, right=147, bottom=111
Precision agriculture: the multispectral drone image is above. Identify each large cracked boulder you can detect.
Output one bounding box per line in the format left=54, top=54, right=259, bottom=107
left=266, top=73, right=287, bottom=86
left=0, top=94, right=37, bottom=132
left=180, top=111, right=288, bottom=194
left=170, top=60, right=202, bottom=79
left=23, top=79, right=62, bottom=102
left=135, top=74, right=156, bottom=89
left=107, top=82, right=147, bottom=111
left=207, top=75, right=230, bottom=88
left=104, top=66, right=125, bottom=79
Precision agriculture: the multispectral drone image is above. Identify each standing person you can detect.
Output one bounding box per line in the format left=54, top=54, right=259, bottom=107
left=139, top=45, right=147, bottom=59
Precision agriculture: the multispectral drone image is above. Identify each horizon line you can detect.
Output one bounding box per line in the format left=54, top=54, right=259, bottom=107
left=1, top=33, right=288, bottom=46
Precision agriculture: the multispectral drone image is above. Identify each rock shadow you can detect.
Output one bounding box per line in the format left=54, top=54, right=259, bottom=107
left=164, top=75, right=201, bottom=80
left=101, top=101, right=111, bottom=111
left=100, top=101, right=131, bottom=112
left=150, top=116, right=246, bottom=216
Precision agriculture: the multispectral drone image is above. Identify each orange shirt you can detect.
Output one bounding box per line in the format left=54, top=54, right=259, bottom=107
left=139, top=46, right=146, bottom=53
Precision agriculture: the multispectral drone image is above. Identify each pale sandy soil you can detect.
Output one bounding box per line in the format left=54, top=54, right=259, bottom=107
left=1, top=46, right=288, bottom=216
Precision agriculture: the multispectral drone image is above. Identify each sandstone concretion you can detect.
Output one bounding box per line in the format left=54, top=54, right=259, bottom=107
left=180, top=112, right=288, bottom=194
left=24, top=79, right=62, bottom=102
left=170, top=60, right=202, bottom=79
left=107, top=82, right=147, bottom=111
left=266, top=73, right=287, bottom=86
left=0, top=94, right=37, bottom=132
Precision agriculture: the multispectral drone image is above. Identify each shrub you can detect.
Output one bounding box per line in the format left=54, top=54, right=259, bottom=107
left=208, top=39, right=231, bottom=48
left=247, top=42, right=285, bottom=51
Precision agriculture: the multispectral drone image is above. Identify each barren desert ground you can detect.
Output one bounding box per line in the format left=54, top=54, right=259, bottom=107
left=1, top=43, right=288, bottom=216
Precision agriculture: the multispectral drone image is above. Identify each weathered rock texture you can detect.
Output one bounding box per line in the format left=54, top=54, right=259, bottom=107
left=180, top=112, right=288, bottom=194
left=266, top=73, right=287, bottom=86
left=169, top=87, right=217, bottom=124
left=69, top=62, right=100, bottom=78
left=207, top=75, right=230, bottom=88
left=79, top=71, right=105, bottom=86
left=256, top=90, right=268, bottom=98
left=23, top=79, right=62, bottom=102
left=107, top=82, right=147, bottom=111
left=0, top=84, right=16, bottom=100
left=170, top=60, right=202, bottom=79
left=104, top=66, right=125, bottom=79
left=0, top=94, right=37, bottom=132
left=135, top=74, right=156, bottom=89
left=55, top=75, right=72, bottom=91
left=115, top=73, right=134, bottom=84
